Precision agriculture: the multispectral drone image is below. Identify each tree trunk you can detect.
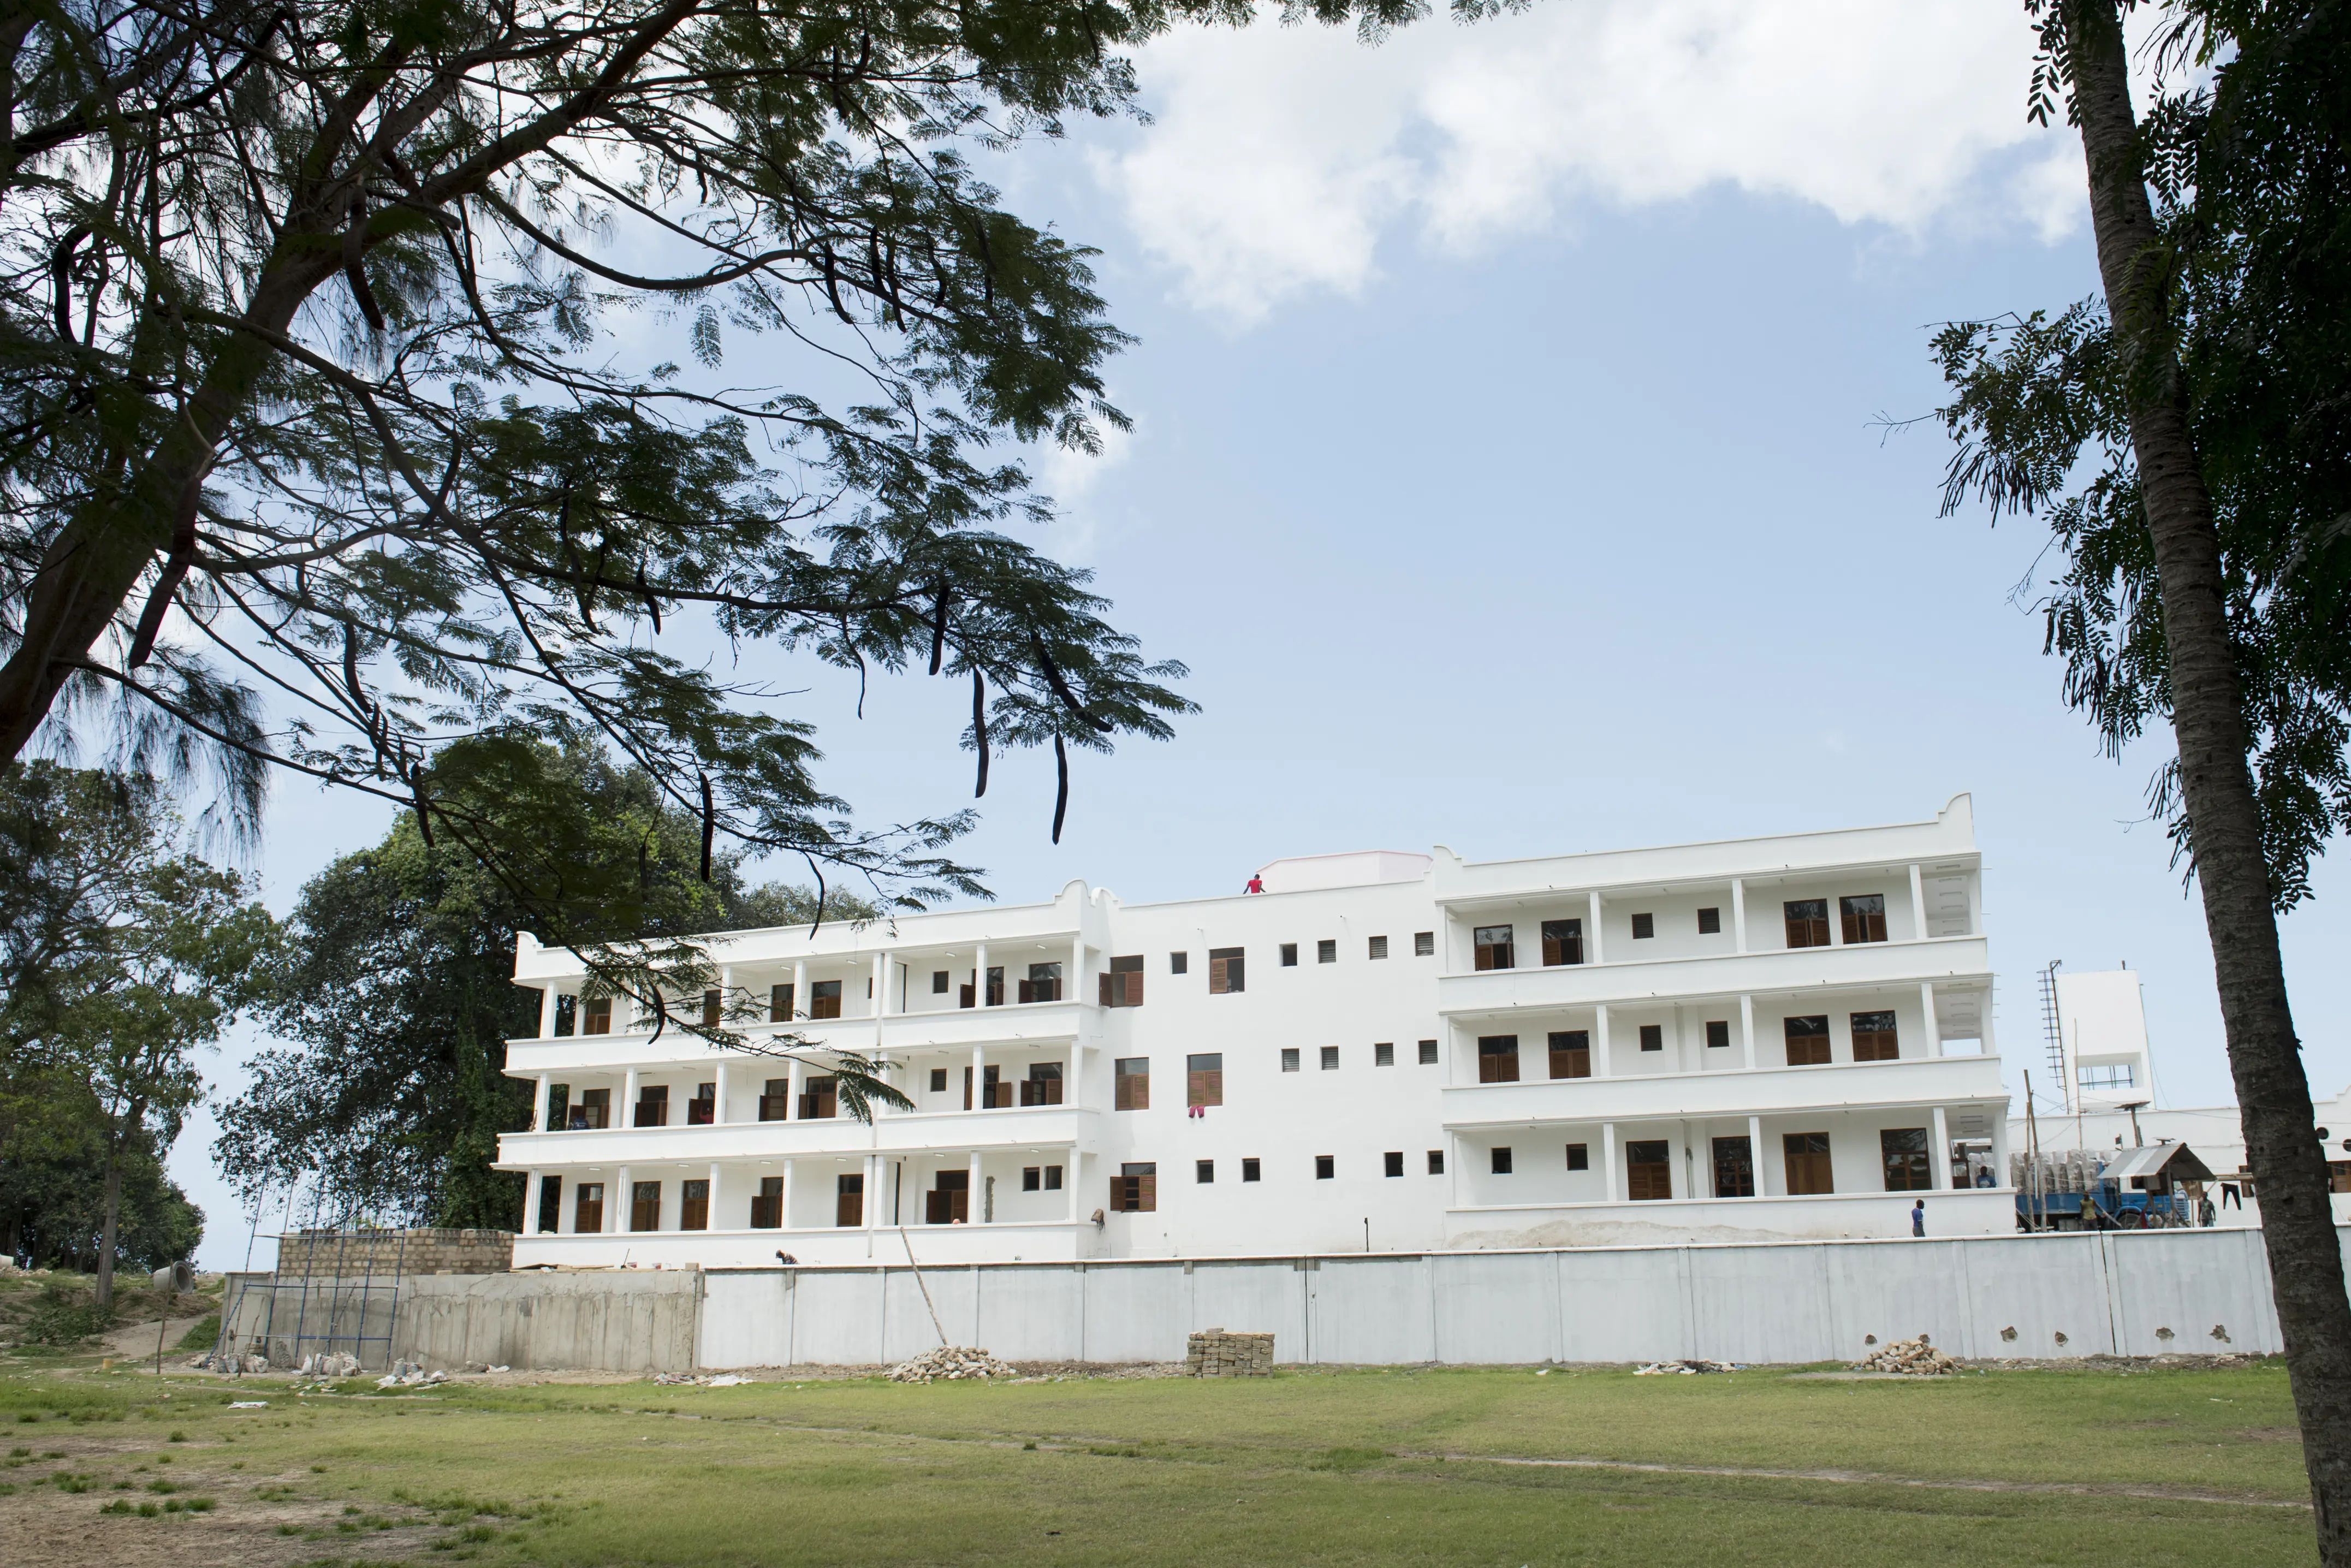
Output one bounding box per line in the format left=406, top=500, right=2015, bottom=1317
left=94, top=1137, right=123, bottom=1314
left=2065, top=3, right=2351, bottom=1555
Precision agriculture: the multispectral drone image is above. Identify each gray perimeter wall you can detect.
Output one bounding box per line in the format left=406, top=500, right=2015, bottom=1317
left=220, top=1228, right=2307, bottom=1373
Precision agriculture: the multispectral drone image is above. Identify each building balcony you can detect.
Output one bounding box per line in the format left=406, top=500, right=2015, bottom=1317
left=1440, top=1052, right=2007, bottom=1129
left=502, top=1000, right=1092, bottom=1077
left=1437, top=934, right=1990, bottom=1017
left=879, top=1000, right=1087, bottom=1052
left=1441, top=1187, right=2018, bottom=1247
left=497, top=1103, right=1096, bottom=1168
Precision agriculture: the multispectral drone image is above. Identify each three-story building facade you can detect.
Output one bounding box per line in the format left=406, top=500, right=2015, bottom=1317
left=497, top=795, right=2013, bottom=1265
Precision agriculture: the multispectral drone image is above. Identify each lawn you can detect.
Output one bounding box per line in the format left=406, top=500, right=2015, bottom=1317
left=0, top=1355, right=2315, bottom=1567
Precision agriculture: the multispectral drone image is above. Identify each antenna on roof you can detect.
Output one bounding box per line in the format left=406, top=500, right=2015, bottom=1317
left=2037, top=960, right=2070, bottom=1115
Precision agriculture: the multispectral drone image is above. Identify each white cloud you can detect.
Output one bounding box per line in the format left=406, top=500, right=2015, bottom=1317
left=1094, top=2, right=2082, bottom=324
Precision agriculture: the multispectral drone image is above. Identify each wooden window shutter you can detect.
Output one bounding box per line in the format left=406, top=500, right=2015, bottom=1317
left=1100, top=972, right=1114, bottom=1006
left=702, top=989, right=721, bottom=1027
left=769, top=983, right=792, bottom=1021
left=1138, top=1173, right=1156, bottom=1211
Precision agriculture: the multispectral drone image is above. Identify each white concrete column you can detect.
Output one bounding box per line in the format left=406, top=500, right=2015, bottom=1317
left=1072, top=936, right=1085, bottom=1003
left=1921, top=983, right=1940, bottom=1058
left=1908, top=864, right=1930, bottom=941
left=623, top=1067, right=639, bottom=1128
left=705, top=1161, right=721, bottom=1229
left=524, top=1170, right=541, bottom=1231
left=1068, top=1043, right=1085, bottom=1108
left=1066, top=1148, right=1080, bottom=1222
left=975, top=942, right=991, bottom=1006
left=1447, top=1130, right=1462, bottom=1210
left=1731, top=878, right=1748, bottom=954
left=1602, top=1123, right=1620, bottom=1203
left=1980, top=985, right=1998, bottom=1056
left=971, top=1043, right=987, bottom=1110
left=538, top=986, right=557, bottom=1038
left=792, top=960, right=808, bottom=1019
left=612, top=1166, right=629, bottom=1234
left=533, top=1074, right=550, bottom=1132
left=717, top=963, right=732, bottom=1025
left=1991, top=1113, right=2011, bottom=1189
left=1588, top=891, right=1605, bottom=964
left=787, top=1055, right=805, bottom=1116
left=874, top=950, right=890, bottom=1018
left=969, top=1149, right=985, bottom=1222
left=1594, top=1005, right=1612, bottom=1078
left=780, top=1159, right=795, bottom=1230
left=863, top=1154, right=880, bottom=1236
left=1738, top=995, right=1756, bottom=1071
left=1931, top=1105, right=1952, bottom=1191
left=1748, top=1115, right=1767, bottom=1197
left=714, top=1061, right=729, bottom=1125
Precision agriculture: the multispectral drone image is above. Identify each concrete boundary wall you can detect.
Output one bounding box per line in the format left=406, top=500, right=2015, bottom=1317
left=221, top=1269, right=702, bottom=1374
left=698, top=1226, right=2302, bottom=1369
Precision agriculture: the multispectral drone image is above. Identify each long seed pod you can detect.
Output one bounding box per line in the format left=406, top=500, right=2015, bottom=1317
left=698, top=771, right=715, bottom=883
left=1031, top=632, right=1112, bottom=733
left=928, top=580, right=950, bottom=675
left=1052, top=732, right=1069, bottom=845
left=971, top=666, right=989, bottom=798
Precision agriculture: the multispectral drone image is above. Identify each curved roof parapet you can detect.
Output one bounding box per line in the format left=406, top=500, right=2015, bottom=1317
left=1254, top=850, right=1434, bottom=894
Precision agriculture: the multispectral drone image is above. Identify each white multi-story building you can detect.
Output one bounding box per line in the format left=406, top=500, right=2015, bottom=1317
left=496, top=795, right=2015, bottom=1266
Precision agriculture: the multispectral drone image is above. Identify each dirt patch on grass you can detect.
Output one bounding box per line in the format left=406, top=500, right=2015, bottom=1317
left=2237, top=1427, right=2303, bottom=1443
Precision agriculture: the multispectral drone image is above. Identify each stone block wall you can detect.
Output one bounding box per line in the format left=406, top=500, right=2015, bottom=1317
left=276, top=1228, right=514, bottom=1278
left=1185, top=1328, right=1274, bottom=1376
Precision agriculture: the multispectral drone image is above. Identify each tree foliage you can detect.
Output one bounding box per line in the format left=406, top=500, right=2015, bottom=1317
left=1934, top=0, right=2351, bottom=908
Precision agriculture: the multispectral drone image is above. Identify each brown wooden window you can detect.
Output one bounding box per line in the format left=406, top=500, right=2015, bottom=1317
left=1208, top=947, right=1245, bottom=994
left=1023, top=1166, right=1041, bottom=1191
left=1279, top=942, right=1298, bottom=967
left=1841, top=894, right=1888, bottom=945
left=1320, top=1046, right=1339, bottom=1071
left=580, top=996, right=613, bottom=1035
left=2331, top=1163, right=2351, bottom=1196
left=834, top=1173, right=862, bottom=1228
left=1630, top=912, right=1654, bottom=940
left=1368, top=935, right=1390, bottom=960
left=1540, top=919, right=1584, bottom=966
left=680, top=1179, right=710, bottom=1231
left=1477, top=1035, right=1521, bottom=1084
left=758, top=1078, right=789, bottom=1122
left=984, top=966, right=1004, bottom=1006
left=1713, top=1137, right=1755, bottom=1197
left=572, top=1087, right=610, bottom=1130
left=687, top=1083, right=715, bottom=1125
left=1851, top=1009, right=1899, bottom=1062
left=1242, top=1158, right=1261, bottom=1182
left=1427, top=1149, right=1445, bottom=1174
left=1491, top=1146, right=1513, bottom=1174
left=1881, top=1127, right=1932, bottom=1191
left=545, top=1083, right=571, bottom=1130
left=1697, top=907, right=1721, bottom=934
left=1186, top=1053, right=1224, bottom=1107
left=1414, top=931, right=1434, bottom=957
left=1384, top=1151, right=1404, bottom=1177
left=1473, top=925, right=1515, bottom=970
left=932, top=970, right=951, bottom=994
left=964, top=1064, right=1008, bottom=1109
left=1020, top=1063, right=1065, bottom=1107
left=1418, top=1039, right=1439, bottom=1065
left=1170, top=951, right=1190, bottom=974
left=1565, top=1143, right=1588, bottom=1171
left=769, top=983, right=793, bottom=1021
left=1705, top=1020, right=1731, bottom=1050
left=1625, top=1141, right=1672, bottom=1201
left=799, top=1075, right=838, bottom=1120
left=1281, top=1048, right=1300, bottom=1072
left=1197, top=1159, right=1215, bottom=1184
left=536, top=1175, right=562, bottom=1234
left=750, top=1175, right=783, bottom=1228
left=925, top=1169, right=970, bottom=1225
left=574, top=1181, right=604, bottom=1233
left=1548, top=1030, right=1590, bottom=1079
left=1638, top=1024, right=1664, bottom=1052
left=1044, top=1164, right=1062, bottom=1190
left=1317, top=939, right=1337, bottom=964
left=692, top=989, right=716, bottom=1027
left=1100, top=954, right=1145, bottom=1007
left=1374, top=1041, right=1395, bottom=1066
left=809, top=979, right=842, bottom=1019
left=630, top=1180, right=661, bottom=1232
left=959, top=978, right=976, bottom=1008
left=1314, top=1155, right=1334, bottom=1180
left=1784, top=1132, right=1833, bottom=1194
left=1018, top=962, right=1061, bottom=1003
left=1114, top=1057, right=1150, bottom=1110
left=1784, top=1014, right=1831, bottom=1066
left=634, top=1084, right=668, bottom=1128
left=929, top=1068, right=948, bottom=1093
left=1113, top=1162, right=1157, bottom=1211
left=1784, top=899, right=1830, bottom=949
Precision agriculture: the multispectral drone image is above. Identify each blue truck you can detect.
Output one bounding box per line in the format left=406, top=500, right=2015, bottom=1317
left=2016, top=1143, right=2213, bottom=1231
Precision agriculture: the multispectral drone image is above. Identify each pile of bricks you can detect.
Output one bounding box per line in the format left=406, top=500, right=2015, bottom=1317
left=276, top=1228, right=515, bottom=1278
left=1185, top=1329, right=1274, bottom=1377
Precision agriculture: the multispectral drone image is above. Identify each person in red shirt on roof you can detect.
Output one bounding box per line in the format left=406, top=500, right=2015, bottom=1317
left=1244, top=875, right=1263, bottom=894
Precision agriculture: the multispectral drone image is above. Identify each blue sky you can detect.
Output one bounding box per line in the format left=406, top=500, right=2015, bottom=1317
left=169, top=2, right=2351, bottom=1263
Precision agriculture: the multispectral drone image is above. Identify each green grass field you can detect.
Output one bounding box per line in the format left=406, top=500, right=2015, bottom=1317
left=0, top=1356, right=2316, bottom=1566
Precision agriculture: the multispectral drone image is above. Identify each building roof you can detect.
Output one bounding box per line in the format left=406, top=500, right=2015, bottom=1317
left=2102, top=1144, right=2216, bottom=1184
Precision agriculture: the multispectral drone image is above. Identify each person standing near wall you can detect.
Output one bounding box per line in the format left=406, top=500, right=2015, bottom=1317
left=1911, top=1200, right=1926, bottom=1238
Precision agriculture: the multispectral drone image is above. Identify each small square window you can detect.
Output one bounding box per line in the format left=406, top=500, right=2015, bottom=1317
left=1242, top=1157, right=1261, bottom=1183
left=1384, top=1151, right=1404, bottom=1178
left=1196, top=1160, right=1215, bottom=1184
left=1706, top=1019, right=1732, bottom=1049
left=1045, top=1164, right=1063, bottom=1190
left=1317, top=939, right=1337, bottom=964
left=1368, top=935, right=1389, bottom=960
left=931, top=970, right=951, bottom=993
left=1280, top=942, right=1298, bottom=966
left=1639, top=1023, right=1664, bottom=1052
left=1314, top=1155, right=1334, bottom=1180
left=1320, top=1046, right=1339, bottom=1071
left=1566, top=1143, right=1589, bottom=1171
left=1492, top=1147, right=1513, bottom=1174
left=1022, top=1166, right=1041, bottom=1191
left=1427, top=1149, right=1445, bottom=1175
left=1170, top=951, right=1189, bottom=975
left=1281, top=1047, right=1300, bottom=1072
left=1697, top=907, right=1721, bottom=935
left=1418, top=1039, right=1438, bottom=1065
left=1414, top=931, right=1434, bottom=957
left=929, top=1068, right=947, bottom=1092
left=1631, top=912, right=1655, bottom=940
left=1374, top=1041, right=1395, bottom=1066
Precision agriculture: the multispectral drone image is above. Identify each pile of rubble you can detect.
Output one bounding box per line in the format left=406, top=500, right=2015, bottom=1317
left=298, top=1351, right=361, bottom=1378
left=188, top=1351, right=270, bottom=1373
left=652, top=1373, right=752, bottom=1387
left=886, top=1345, right=1017, bottom=1383
left=1852, top=1335, right=1959, bottom=1375
left=1634, top=1359, right=1739, bottom=1375
left=1185, top=1330, right=1274, bottom=1377
left=376, top=1361, right=450, bottom=1388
